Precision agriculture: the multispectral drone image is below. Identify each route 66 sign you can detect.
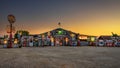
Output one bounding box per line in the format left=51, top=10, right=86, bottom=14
left=7, top=14, right=16, bottom=24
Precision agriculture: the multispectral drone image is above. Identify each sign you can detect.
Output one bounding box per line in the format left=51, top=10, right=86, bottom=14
left=7, top=14, right=16, bottom=24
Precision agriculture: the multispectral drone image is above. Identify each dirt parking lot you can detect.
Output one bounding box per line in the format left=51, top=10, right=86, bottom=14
left=0, top=46, right=120, bottom=68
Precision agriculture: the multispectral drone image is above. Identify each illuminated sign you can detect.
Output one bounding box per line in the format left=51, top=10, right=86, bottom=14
left=79, top=36, right=88, bottom=39
left=56, top=30, right=64, bottom=35
left=90, top=37, right=95, bottom=42
left=58, top=30, right=62, bottom=35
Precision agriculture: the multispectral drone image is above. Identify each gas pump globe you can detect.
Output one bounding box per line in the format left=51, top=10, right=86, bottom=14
left=91, top=37, right=95, bottom=42
left=14, top=39, right=18, bottom=44
left=3, top=39, right=8, bottom=48
left=4, top=40, right=7, bottom=44
left=51, top=37, right=54, bottom=42
left=14, top=39, right=19, bottom=48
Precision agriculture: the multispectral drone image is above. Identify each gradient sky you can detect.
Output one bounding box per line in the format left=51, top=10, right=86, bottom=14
left=0, top=0, right=120, bottom=36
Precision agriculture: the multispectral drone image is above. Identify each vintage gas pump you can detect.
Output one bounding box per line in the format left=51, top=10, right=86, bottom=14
left=14, top=39, right=18, bottom=48
left=51, top=37, right=54, bottom=46
left=3, top=39, right=7, bottom=48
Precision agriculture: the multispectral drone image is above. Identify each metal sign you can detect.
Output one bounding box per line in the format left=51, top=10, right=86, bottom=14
left=7, top=14, right=16, bottom=24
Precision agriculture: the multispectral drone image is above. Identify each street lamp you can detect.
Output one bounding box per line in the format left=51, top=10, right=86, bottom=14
left=7, top=14, right=16, bottom=48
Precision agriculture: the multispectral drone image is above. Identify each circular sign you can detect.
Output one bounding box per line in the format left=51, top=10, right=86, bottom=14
left=7, top=14, right=16, bottom=24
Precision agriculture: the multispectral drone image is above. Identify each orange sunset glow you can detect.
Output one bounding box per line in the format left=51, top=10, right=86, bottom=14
left=0, top=0, right=120, bottom=36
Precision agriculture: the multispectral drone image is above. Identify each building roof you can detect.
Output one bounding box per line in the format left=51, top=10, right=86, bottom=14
left=29, top=28, right=96, bottom=37
left=39, top=27, right=79, bottom=35
left=98, top=35, right=112, bottom=40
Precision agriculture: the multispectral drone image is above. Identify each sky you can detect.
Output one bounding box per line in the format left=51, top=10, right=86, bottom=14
left=0, top=0, right=120, bottom=36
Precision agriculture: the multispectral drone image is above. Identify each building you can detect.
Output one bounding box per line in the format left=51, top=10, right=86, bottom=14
left=37, top=28, right=79, bottom=46
left=26, top=28, right=97, bottom=46
left=79, top=34, right=97, bottom=46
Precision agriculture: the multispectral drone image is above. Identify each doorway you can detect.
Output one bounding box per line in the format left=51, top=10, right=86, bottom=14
left=54, top=36, right=66, bottom=46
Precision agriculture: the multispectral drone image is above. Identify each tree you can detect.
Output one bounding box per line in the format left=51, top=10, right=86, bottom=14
left=14, top=30, right=29, bottom=39
left=111, top=32, right=118, bottom=37
left=14, top=32, right=19, bottom=39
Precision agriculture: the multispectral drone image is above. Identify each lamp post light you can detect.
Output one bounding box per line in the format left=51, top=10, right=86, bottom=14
left=7, top=14, right=16, bottom=48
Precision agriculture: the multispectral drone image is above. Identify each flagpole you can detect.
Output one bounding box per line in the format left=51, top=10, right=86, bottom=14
left=58, top=22, right=61, bottom=28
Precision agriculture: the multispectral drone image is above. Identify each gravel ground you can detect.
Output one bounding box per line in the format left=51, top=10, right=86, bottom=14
left=0, top=46, right=120, bottom=68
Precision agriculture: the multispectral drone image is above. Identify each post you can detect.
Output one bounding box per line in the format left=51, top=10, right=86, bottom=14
left=7, top=14, right=16, bottom=48
left=9, top=23, right=12, bottom=48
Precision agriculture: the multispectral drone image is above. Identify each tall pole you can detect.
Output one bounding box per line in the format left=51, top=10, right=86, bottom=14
left=7, top=14, right=16, bottom=48
left=9, top=23, right=12, bottom=48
